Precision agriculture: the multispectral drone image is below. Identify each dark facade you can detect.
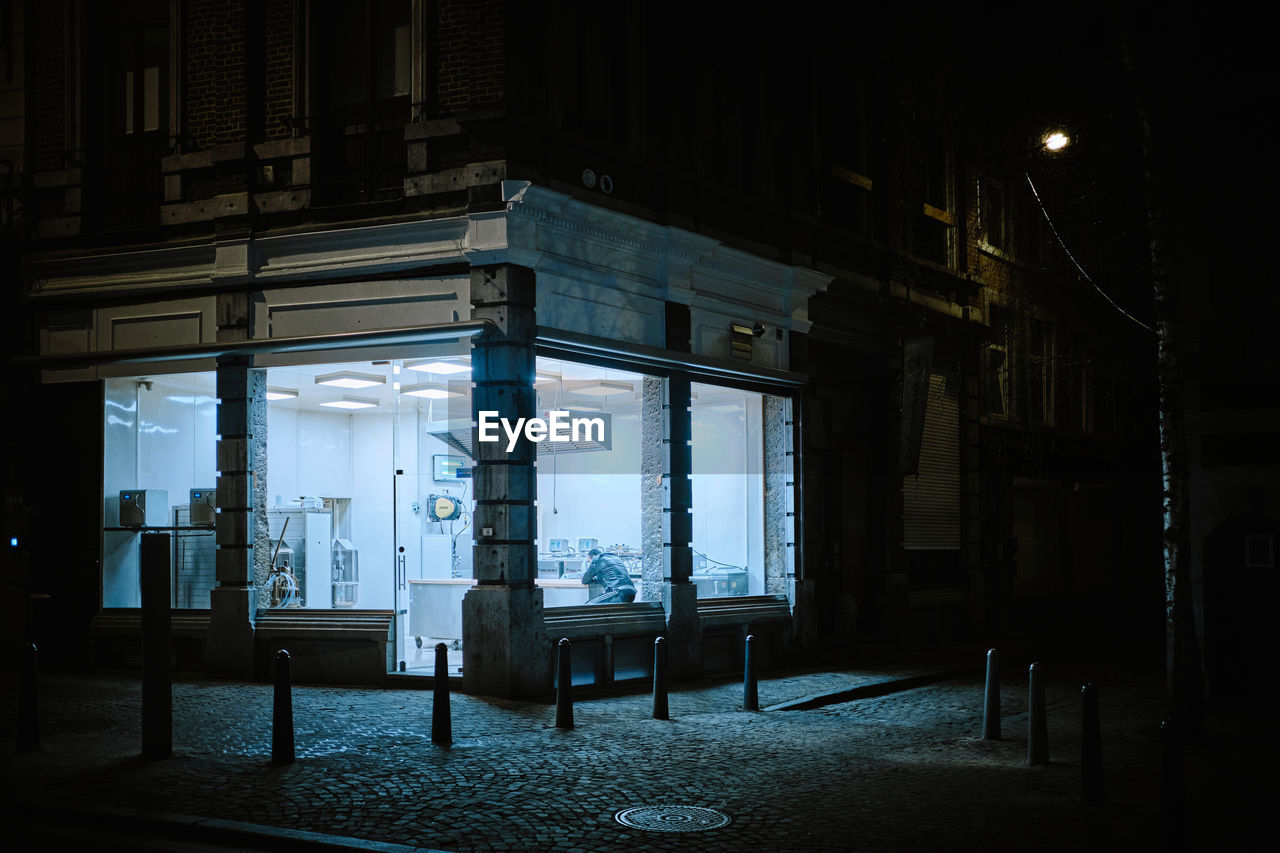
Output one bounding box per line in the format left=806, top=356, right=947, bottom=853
left=3, top=2, right=1213, bottom=696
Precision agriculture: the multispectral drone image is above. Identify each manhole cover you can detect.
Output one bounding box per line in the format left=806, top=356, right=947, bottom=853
left=615, top=805, right=732, bottom=833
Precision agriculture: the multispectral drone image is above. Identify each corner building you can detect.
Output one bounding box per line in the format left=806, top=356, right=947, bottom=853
left=9, top=2, right=1158, bottom=694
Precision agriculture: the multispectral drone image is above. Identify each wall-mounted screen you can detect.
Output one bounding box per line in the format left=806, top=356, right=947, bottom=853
left=433, top=454, right=469, bottom=481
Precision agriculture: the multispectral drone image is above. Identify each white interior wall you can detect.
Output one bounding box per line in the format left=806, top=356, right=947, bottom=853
left=266, top=405, right=396, bottom=610
left=352, top=412, right=395, bottom=610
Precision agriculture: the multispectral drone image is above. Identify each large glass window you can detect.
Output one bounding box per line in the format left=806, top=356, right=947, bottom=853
left=102, top=371, right=217, bottom=608
left=263, top=359, right=402, bottom=612
left=691, top=383, right=790, bottom=598
left=533, top=358, right=655, bottom=605
left=96, top=354, right=798, bottom=654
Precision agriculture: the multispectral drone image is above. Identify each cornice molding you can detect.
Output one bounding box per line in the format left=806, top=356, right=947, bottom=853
left=29, top=183, right=832, bottom=335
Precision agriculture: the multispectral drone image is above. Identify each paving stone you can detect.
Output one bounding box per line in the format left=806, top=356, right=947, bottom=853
left=0, top=651, right=1270, bottom=851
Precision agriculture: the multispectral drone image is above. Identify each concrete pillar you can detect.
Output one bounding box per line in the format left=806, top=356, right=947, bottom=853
left=663, top=374, right=701, bottom=679
left=641, top=377, right=665, bottom=603
left=462, top=264, right=551, bottom=698
left=206, top=357, right=263, bottom=678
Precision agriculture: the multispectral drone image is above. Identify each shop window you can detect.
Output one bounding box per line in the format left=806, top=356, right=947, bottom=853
left=690, top=384, right=794, bottom=598
left=102, top=372, right=217, bottom=609
left=264, top=359, right=404, bottom=613
left=533, top=359, right=653, bottom=606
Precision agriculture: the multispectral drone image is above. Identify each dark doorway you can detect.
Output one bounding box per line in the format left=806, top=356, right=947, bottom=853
left=1203, top=516, right=1279, bottom=698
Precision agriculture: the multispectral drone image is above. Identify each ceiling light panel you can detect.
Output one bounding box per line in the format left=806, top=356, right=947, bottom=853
left=565, top=380, right=634, bottom=397
left=402, top=383, right=463, bottom=400
left=405, top=359, right=471, bottom=375
left=315, top=371, right=386, bottom=389
left=319, top=396, right=378, bottom=410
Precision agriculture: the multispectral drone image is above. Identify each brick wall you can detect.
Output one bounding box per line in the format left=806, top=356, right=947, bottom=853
left=30, top=2, right=65, bottom=171
left=436, top=0, right=504, bottom=114
left=263, top=0, right=294, bottom=140
left=185, top=0, right=247, bottom=148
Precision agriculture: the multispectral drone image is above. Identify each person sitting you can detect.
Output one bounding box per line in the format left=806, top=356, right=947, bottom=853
left=581, top=547, right=637, bottom=604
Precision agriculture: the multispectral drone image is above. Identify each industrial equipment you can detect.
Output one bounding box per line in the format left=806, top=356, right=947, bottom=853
left=428, top=493, right=463, bottom=522
left=266, top=506, right=332, bottom=608
left=331, top=539, right=359, bottom=607
left=189, top=488, right=217, bottom=525
left=120, top=489, right=168, bottom=527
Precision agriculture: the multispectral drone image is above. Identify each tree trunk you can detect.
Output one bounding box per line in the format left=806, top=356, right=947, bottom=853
left=1140, top=107, right=1204, bottom=735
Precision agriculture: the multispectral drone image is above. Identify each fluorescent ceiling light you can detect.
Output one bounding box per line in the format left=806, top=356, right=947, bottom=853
left=315, top=371, right=386, bottom=389
left=402, top=383, right=463, bottom=400
left=406, top=359, right=471, bottom=375
left=565, top=380, right=634, bottom=397
left=266, top=387, right=299, bottom=401
left=320, top=396, right=378, bottom=410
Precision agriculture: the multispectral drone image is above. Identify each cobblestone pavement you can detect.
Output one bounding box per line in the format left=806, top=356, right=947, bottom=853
left=0, top=648, right=1269, bottom=852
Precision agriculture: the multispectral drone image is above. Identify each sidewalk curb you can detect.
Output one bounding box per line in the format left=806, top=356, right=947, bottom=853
left=764, top=668, right=976, bottom=712
left=12, top=802, right=456, bottom=853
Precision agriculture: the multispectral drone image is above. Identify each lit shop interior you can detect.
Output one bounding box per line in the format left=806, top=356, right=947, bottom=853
left=101, top=353, right=789, bottom=673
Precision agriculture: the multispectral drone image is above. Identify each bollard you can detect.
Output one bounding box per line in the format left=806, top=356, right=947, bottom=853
left=1161, top=719, right=1187, bottom=845
left=743, top=634, right=759, bottom=711
left=432, top=643, right=452, bottom=745
left=141, top=532, right=172, bottom=759
left=272, top=650, right=295, bottom=764
left=17, top=642, right=39, bottom=752
left=555, top=638, right=574, bottom=730
left=982, top=648, right=1000, bottom=740
left=652, top=637, right=669, bottom=721
left=1028, top=662, right=1048, bottom=765
left=1081, top=683, right=1104, bottom=805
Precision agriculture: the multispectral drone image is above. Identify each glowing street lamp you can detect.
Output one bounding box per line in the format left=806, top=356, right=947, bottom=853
left=1042, top=130, right=1071, bottom=152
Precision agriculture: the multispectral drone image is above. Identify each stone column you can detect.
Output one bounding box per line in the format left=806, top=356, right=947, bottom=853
left=462, top=264, right=551, bottom=698
left=763, top=394, right=789, bottom=595
left=640, top=377, right=665, bottom=603
left=207, top=357, right=265, bottom=678
left=663, top=374, right=701, bottom=679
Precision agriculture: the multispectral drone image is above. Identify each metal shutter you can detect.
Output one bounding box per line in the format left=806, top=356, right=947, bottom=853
left=903, top=373, right=960, bottom=550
